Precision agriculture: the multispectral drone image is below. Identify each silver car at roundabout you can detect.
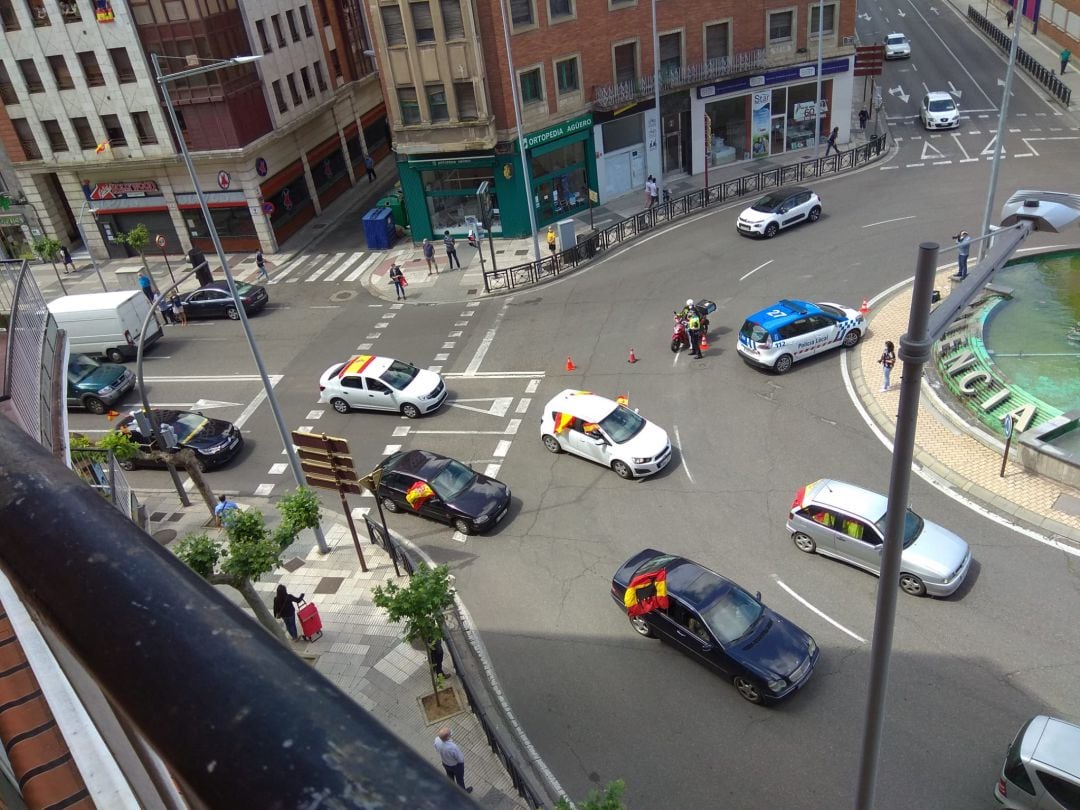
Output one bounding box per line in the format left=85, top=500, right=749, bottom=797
left=787, top=479, right=972, bottom=597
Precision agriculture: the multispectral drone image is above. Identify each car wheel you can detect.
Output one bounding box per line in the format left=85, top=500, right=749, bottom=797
left=542, top=434, right=562, bottom=453
left=764, top=222, right=779, bottom=239
left=83, top=396, right=107, bottom=415
left=118, top=458, right=135, bottom=471
left=792, top=532, right=817, bottom=553
left=225, top=306, right=240, bottom=320
left=629, top=615, right=655, bottom=638
left=381, top=497, right=400, bottom=513
left=842, top=329, right=862, bottom=348
left=330, top=398, right=350, bottom=414
left=808, top=206, right=821, bottom=222
left=611, top=460, right=633, bottom=479
left=453, top=517, right=475, bottom=535
left=899, top=573, right=927, bottom=597
left=733, top=675, right=764, bottom=704
left=401, top=403, right=421, bottom=419
left=106, top=348, right=125, bottom=363
left=773, top=354, right=794, bottom=374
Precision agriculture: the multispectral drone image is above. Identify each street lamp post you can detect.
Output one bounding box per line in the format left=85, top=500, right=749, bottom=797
left=813, top=0, right=826, bottom=157
left=651, top=0, right=662, bottom=203
left=151, top=52, right=330, bottom=553
left=76, top=197, right=108, bottom=292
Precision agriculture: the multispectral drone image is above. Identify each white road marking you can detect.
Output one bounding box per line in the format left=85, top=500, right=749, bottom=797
left=306, top=410, right=323, bottom=419
left=483, top=463, right=502, bottom=478
left=880, top=165, right=900, bottom=171
left=445, top=371, right=545, bottom=379
left=254, top=483, right=275, bottom=496
left=268, top=463, right=287, bottom=474
left=515, top=397, right=531, bottom=413
left=774, top=578, right=867, bottom=644
left=933, top=160, right=953, bottom=165
left=356, top=343, right=372, bottom=351
left=383, top=312, right=397, bottom=319
left=526, top=379, right=540, bottom=393
left=905, top=163, right=925, bottom=168
left=460, top=311, right=474, bottom=317
left=375, top=322, right=389, bottom=329
left=449, top=331, right=463, bottom=337
left=442, top=342, right=456, bottom=349
left=232, top=375, right=283, bottom=430
left=493, top=440, right=511, bottom=457
left=428, top=365, right=443, bottom=372
left=446, top=397, right=514, bottom=417
left=344, top=254, right=379, bottom=282
left=434, top=353, right=449, bottom=361
left=465, top=298, right=512, bottom=376
left=382, top=444, right=401, bottom=455
left=862, top=215, right=916, bottom=228
left=451, top=530, right=468, bottom=543
left=506, top=418, right=521, bottom=434
left=391, top=303, right=404, bottom=310
left=673, top=425, right=694, bottom=484
left=325, top=253, right=365, bottom=281
left=740, top=259, right=773, bottom=281
left=309, top=305, right=341, bottom=309
left=455, top=321, right=469, bottom=327
left=393, top=426, right=410, bottom=437
left=143, top=375, right=266, bottom=382
left=350, top=506, right=371, bottom=519
left=366, top=333, right=380, bottom=340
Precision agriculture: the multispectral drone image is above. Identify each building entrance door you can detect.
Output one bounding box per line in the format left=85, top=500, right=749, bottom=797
left=662, top=112, right=682, bottom=175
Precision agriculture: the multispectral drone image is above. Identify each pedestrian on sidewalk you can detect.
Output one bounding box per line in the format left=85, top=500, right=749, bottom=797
left=170, top=293, right=187, bottom=326
left=273, top=584, right=304, bottom=642
left=644, top=176, right=654, bottom=208
left=859, top=108, right=869, bottom=130
left=953, top=230, right=971, bottom=279
left=878, top=340, right=897, bottom=391
left=547, top=226, right=557, bottom=256
left=137, top=271, right=155, bottom=303
left=431, top=638, right=450, bottom=679
left=389, top=262, right=407, bottom=300
left=825, top=127, right=840, bottom=157
left=255, top=249, right=269, bottom=281
left=364, top=154, right=377, bottom=182
left=1006, top=6, right=1014, bottom=26
left=443, top=230, right=461, bottom=270
left=648, top=176, right=659, bottom=208
left=422, top=238, right=437, bottom=274
left=1062, top=47, right=1071, bottom=75
left=159, top=296, right=176, bottom=324
left=60, top=245, right=76, bottom=274
left=214, top=494, right=239, bottom=526
left=434, top=727, right=472, bottom=794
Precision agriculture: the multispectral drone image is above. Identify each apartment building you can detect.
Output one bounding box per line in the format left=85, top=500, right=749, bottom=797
left=369, top=0, right=856, bottom=239
left=0, top=0, right=386, bottom=260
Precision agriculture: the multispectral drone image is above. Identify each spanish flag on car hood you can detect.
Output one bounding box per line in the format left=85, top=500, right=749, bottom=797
left=405, top=481, right=435, bottom=510
left=624, top=569, right=669, bottom=617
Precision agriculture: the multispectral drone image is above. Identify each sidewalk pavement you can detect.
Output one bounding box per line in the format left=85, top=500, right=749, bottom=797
left=142, top=493, right=532, bottom=809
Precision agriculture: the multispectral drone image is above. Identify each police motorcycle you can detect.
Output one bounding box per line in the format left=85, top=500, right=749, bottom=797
left=671, top=299, right=716, bottom=352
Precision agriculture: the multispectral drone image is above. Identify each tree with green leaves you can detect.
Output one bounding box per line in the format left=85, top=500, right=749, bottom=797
left=372, top=563, right=455, bottom=703
left=555, top=779, right=627, bottom=810
left=115, top=223, right=155, bottom=281
left=32, top=235, right=66, bottom=294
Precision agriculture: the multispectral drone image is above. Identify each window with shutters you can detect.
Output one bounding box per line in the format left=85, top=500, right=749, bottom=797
left=439, top=0, right=464, bottom=39
left=809, top=4, right=834, bottom=36
left=78, top=51, right=104, bottom=86
left=109, top=48, right=136, bottom=83
left=42, top=119, right=67, bottom=152
left=659, top=32, right=681, bottom=74
left=71, top=117, right=96, bottom=149
left=427, top=85, right=448, bottom=121
left=287, top=73, right=302, bottom=106
left=768, top=10, right=793, bottom=43
left=300, top=66, right=314, bottom=98
left=299, top=5, right=313, bottom=36
left=100, top=113, right=126, bottom=146
left=549, top=0, right=572, bottom=19
left=518, top=66, right=542, bottom=104
left=132, top=111, right=157, bottom=145
left=272, top=79, right=287, bottom=113
left=555, top=56, right=578, bottom=94
left=704, top=22, right=730, bottom=61
left=272, top=14, right=286, bottom=47
left=398, top=86, right=420, bottom=124
left=410, top=2, right=434, bottom=42
left=381, top=6, right=405, bottom=46
left=286, top=9, right=300, bottom=41
left=18, top=59, right=43, bottom=93
left=613, top=41, right=637, bottom=84
left=509, top=0, right=533, bottom=27
left=454, top=82, right=477, bottom=120
left=256, top=19, right=272, bottom=52
left=47, top=55, right=74, bottom=90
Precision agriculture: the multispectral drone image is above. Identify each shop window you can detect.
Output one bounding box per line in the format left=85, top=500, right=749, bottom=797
left=809, top=3, right=835, bottom=36
left=555, top=56, right=578, bottom=94
left=299, top=5, right=313, bottom=36
left=398, top=86, right=421, bottom=124
left=272, top=13, right=286, bottom=47
left=78, top=51, right=105, bottom=87
left=71, top=116, right=96, bottom=149
left=768, top=10, right=793, bottom=44
left=42, top=119, right=67, bottom=152
left=272, top=79, right=288, bottom=113
left=27, top=0, right=49, bottom=26
left=454, top=82, right=478, bottom=119
left=427, top=85, right=448, bottom=121
left=0, top=61, right=17, bottom=103
left=704, top=95, right=748, bottom=163
left=381, top=6, right=406, bottom=46
left=133, top=111, right=157, bottom=145
left=18, top=58, right=43, bottom=93
left=1, top=0, right=20, bottom=31
left=440, top=0, right=464, bottom=38
left=109, top=48, right=136, bottom=83
left=530, top=141, right=588, bottom=222
left=410, top=2, right=435, bottom=42
left=421, top=168, right=500, bottom=234
left=100, top=113, right=125, bottom=146
left=613, top=41, right=637, bottom=84
left=704, top=21, right=730, bottom=61
left=518, top=66, right=543, bottom=104
left=549, top=0, right=572, bottom=19
left=256, top=19, right=272, bottom=52
left=287, top=73, right=302, bottom=106
left=286, top=9, right=301, bottom=41
left=659, top=32, right=681, bottom=75
left=314, top=60, right=328, bottom=91
left=47, top=55, right=74, bottom=90
left=300, top=66, right=315, bottom=98
left=12, top=118, right=41, bottom=159
left=510, top=0, right=533, bottom=27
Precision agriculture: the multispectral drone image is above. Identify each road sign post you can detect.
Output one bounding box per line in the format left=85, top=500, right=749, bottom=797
left=1000, top=413, right=1015, bottom=477
left=360, top=467, right=399, bottom=577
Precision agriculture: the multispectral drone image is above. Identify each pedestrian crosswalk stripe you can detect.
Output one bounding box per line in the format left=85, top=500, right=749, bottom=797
left=345, top=254, right=379, bottom=282
left=325, top=252, right=365, bottom=281
left=304, top=254, right=331, bottom=282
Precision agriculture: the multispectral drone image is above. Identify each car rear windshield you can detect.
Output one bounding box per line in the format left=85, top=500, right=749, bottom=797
left=750, top=192, right=786, bottom=213
left=873, top=508, right=924, bottom=548
left=740, top=320, right=770, bottom=343
left=429, top=459, right=477, bottom=500
left=69, top=354, right=101, bottom=381
left=599, top=405, right=646, bottom=444
left=380, top=360, right=420, bottom=391
left=702, top=587, right=764, bottom=645
left=928, top=98, right=955, bottom=112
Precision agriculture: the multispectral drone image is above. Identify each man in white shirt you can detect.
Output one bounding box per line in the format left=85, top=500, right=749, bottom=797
left=433, top=726, right=472, bottom=793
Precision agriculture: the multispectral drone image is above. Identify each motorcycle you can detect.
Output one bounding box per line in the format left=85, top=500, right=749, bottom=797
left=670, top=300, right=717, bottom=353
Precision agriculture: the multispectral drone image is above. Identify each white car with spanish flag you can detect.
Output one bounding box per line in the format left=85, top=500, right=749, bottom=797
left=540, top=389, right=672, bottom=479
left=318, top=354, right=447, bottom=418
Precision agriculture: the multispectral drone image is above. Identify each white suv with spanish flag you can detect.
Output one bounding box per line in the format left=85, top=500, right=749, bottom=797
left=540, top=389, right=672, bottom=479
left=318, top=354, right=447, bottom=418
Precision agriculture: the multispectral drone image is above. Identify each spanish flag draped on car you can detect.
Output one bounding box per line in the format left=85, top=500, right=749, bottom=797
left=405, top=481, right=435, bottom=511
left=553, top=412, right=573, bottom=433
left=624, top=569, right=669, bottom=616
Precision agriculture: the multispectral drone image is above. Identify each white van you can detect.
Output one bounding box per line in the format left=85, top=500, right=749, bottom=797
left=48, top=290, right=164, bottom=362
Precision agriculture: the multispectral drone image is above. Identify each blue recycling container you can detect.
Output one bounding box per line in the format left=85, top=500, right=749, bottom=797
left=362, top=207, right=396, bottom=250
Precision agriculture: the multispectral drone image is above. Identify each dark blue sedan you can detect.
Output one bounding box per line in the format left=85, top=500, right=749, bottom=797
left=611, top=549, right=819, bottom=704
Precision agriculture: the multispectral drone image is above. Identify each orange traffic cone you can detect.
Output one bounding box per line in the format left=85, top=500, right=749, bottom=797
left=700, top=334, right=709, bottom=351
left=566, top=355, right=577, bottom=372
left=628, top=347, right=637, bottom=364
left=860, top=299, right=870, bottom=317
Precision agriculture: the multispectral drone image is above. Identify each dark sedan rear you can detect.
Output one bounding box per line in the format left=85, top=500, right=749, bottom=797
left=375, top=449, right=510, bottom=535
left=611, top=548, right=819, bottom=704
left=116, top=409, right=243, bottom=471
left=181, top=281, right=268, bottom=320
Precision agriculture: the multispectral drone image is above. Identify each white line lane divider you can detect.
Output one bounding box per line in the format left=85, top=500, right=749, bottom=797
left=673, top=425, right=694, bottom=484
left=739, top=259, right=773, bottom=282
left=774, top=577, right=867, bottom=644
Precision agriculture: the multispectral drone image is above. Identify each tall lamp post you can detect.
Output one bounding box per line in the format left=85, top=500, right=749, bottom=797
left=75, top=197, right=108, bottom=292
left=152, top=53, right=329, bottom=554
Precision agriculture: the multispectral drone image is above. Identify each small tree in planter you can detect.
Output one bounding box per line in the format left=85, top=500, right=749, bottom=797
left=372, top=563, right=455, bottom=707
left=32, top=235, right=66, bottom=293
left=274, top=486, right=322, bottom=548
left=555, top=780, right=627, bottom=810
left=115, top=223, right=151, bottom=271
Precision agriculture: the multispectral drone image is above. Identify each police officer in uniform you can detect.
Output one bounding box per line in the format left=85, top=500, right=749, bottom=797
left=687, top=309, right=703, bottom=359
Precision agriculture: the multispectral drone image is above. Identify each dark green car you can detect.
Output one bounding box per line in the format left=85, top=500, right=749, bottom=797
left=67, top=353, right=135, bottom=414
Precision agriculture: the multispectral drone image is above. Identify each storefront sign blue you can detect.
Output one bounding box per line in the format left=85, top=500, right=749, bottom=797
left=523, top=114, right=594, bottom=151
left=697, top=58, right=850, bottom=100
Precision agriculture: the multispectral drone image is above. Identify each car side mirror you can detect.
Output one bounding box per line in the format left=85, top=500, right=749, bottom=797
left=754, top=591, right=762, bottom=602
left=196, top=411, right=205, bottom=417
left=779, top=207, right=788, bottom=214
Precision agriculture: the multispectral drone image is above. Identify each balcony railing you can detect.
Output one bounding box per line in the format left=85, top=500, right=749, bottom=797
left=592, top=48, right=767, bottom=110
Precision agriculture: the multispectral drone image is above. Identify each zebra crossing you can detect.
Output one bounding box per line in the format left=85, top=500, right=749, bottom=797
left=267, top=249, right=399, bottom=285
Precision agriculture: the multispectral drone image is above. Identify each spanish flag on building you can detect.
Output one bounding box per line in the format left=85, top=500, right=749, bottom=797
left=623, top=569, right=669, bottom=617
left=95, top=140, right=110, bottom=154
left=405, top=481, right=435, bottom=511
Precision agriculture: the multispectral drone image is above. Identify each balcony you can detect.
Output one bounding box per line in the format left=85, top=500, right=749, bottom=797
left=592, top=48, right=767, bottom=110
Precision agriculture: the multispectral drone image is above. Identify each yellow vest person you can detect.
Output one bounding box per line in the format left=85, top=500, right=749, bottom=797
left=547, top=227, right=557, bottom=255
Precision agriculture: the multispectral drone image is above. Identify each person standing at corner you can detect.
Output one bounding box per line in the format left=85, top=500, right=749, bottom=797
left=649, top=176, right=659, bottom=208
left=644, top=176, right=654, bottom=208
left=273, top=584, right=304, bottom=642
left=422, top=238, right=437, bottom=275
left=547, top=226, right=557, bottom=256
left=1062, top=47, right=1072, bottom=75
left=443, top=230, right=461, bottom=270
left=858, top=109, right=869, bottom=130
left=60, top=245, right=76, bottom=274
left=255, top=248, right=269, bottom=281
left=431, top=637, right=450, bottom=679
left=878, top=340, right=897, bottom=392
left=388, top=262, right=406, bottom=300
left=824, top=127, right=840, bottom=157
left=1006, top=6, right=1014, bottom=26
left=434, top=727, right=472, bottom=793
left=170, top=293, right=187, bottom=326
left=687, top=309, right=703, bottom=359
left=953, top=230, right=971, bottom=279
left=364, top=154, right=377, bottom=182
left=137, top=271, right=155, bottom=303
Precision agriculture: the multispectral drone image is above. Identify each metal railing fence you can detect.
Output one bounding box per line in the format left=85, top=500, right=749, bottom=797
left=967, top=6, right=1072, bottom=105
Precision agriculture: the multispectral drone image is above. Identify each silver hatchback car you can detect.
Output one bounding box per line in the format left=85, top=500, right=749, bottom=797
left=995, top=715, right=1080, bottom=809
left=787, top=479, right=971, bottom=597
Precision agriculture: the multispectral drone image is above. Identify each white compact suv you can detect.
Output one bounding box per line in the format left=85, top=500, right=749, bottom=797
left=920, top=92, right=960, bottom=129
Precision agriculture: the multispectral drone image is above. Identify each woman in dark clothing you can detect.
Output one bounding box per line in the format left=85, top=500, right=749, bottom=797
left=273, top=584, right=303, bottom=641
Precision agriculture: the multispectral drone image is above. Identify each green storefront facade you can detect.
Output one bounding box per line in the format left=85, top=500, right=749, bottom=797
left=397, top=113, right=597, bottom=241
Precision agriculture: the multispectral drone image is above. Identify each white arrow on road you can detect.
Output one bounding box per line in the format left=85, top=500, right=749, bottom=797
left=889, top=85, right=911, bottom=103
left=117, top=398, right=243, bottom=411
left=446, top=397, right=514, bottom=417
left=929, top=5, right=940, bottom=13
left=858, top=11, right=871, bottom=19
left=948, top=81, right=963, bottom=99
left=897, top=7, right=906, bottom=16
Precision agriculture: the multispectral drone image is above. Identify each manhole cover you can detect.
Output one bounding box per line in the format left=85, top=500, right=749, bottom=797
left=152, top=529, right=177, bottom=545
left=330, top=290, right=357, bottom=302
left=315, top=576, right=344, bottom=594
left=283, top=557, right=305, bottom=572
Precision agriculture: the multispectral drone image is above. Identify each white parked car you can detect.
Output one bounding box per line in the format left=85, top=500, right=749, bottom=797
left=318, top=355, right=447, bottom=417
left=920, top=92, right=960, bottom=129
left=884, top=33, right=911, bottom=59
left=540, top=389, right=671, bottom=479
left=736, top=187, right=822, bottom=239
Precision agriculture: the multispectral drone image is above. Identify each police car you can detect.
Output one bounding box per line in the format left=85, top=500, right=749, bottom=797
left=318, top=355, right=447, bottom=417
left=737, top=299, right=865, bottom=374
